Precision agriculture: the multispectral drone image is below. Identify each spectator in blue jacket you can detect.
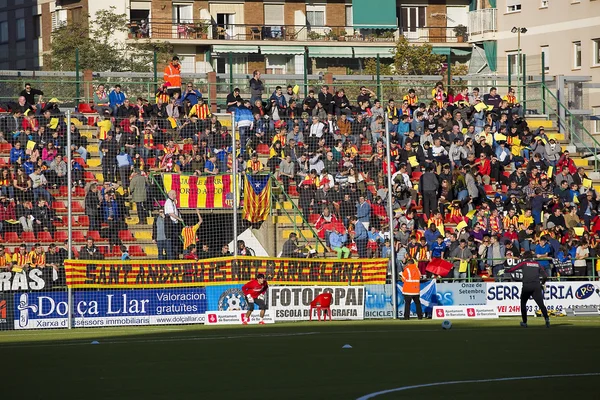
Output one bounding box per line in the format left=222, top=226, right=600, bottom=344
left=424, top=224, right=441, bottom=247
left=182, top=83, right=202, bottom=106
left=329, top=227, right=350, bottom=259
left=535, top=235, right=553, bottom=276
left=235, top=101, right=254, bottom=156
left=356, top=195, right=371, bottom=229
left=270, top=86, right=288, bottom=108
left=109, top=85, right=127, bottom=115
left=430, top=235, right=447, bottom=258
left=10, top=142, right=25, bottom=164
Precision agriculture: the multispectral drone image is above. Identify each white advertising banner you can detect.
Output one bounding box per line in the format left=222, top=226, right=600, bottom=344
left=268, top=286, right=365, bottom=321
left=486, top=282, right=600, bottom=316
left=432, top=306, right=499, bottom=319
left=204, top=311, right=274, bottom=325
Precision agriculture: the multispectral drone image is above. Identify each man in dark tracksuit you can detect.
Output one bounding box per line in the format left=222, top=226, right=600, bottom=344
left=507, top=251, right=550, bottom=328
left=419, top=166, right=439, bottom=218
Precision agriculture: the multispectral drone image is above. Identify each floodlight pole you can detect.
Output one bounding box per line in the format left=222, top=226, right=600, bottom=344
left=66, top=110, right=73, bottom=329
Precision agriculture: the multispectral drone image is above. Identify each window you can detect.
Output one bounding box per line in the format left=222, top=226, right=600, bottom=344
left=33, top=15, right=41, bottom=38
left=593, top=107, right=600, bottom=134
left=541, top=45, right=550, bottom=71
left=593, top=39, right=600, bottom=66
left=266, top=55, right=288, bottom=74
left=506, top=1, right=522, bottom=13
left=172, top=3, right=193, bottom=24
left=0, top=21, right=8, bottom=44
left=16, top=18, right=25, bottom=40
left=540, top=0, right=549, bottom=8
left=264, top=4, right=284, bottom=26
left=400, top=7, right=425, bottom=33
left=306, top=5, right=325, bottom=27
left=52, top=9, right=67, bottom=30
left=573, top=41, right=581, bottom=68
left=507, top=52, right=521, bottom=75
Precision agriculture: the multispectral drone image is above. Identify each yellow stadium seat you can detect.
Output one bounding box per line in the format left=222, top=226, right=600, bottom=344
left=529, top=120, right=553, bottom=129
left=546, top=133, right=565, bottom=141
left=272, top=215, right=303, bottom=224
left=87, top=144, right=100, bottom=153
left=145, top=246, right=158, bottom=256
left=220, top=119, right=232, bottom=128
left=573, top=158, right=589, bottom=167
left=276, top=201, right=293, bottom=210
left=134, top=230, right=152, bottom=240
left=80, top=130, right=95, bottom=139
left=282, top=229, right=314, bottom=239
left=87, top=158, right=101, bottom=167
left=95, top=173, right=104, bottom=181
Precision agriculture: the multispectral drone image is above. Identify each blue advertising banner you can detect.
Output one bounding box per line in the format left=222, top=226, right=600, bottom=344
left=14, top=288, right=207, bottom=330
left=435, top=282, right=487, bottom=306
left=206, top=284, right=250, bottom=311
left=365, top=281, right=438, bottom=319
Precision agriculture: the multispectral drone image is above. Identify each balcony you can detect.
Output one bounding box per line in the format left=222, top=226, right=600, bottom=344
left=128, top=19, right=469, bottom=46
left=467, top=8, right=497, bottom=42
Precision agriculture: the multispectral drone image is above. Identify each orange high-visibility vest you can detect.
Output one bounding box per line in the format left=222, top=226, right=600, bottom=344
left=402, top=263, right=421, bottom=295
left=163, top=63, right=181, bottom=88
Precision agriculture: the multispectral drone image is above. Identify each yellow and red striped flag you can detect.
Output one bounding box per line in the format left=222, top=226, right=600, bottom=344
left=163, top=174, right=235, bottom=209
left=243, top=174, right=271, bottom=223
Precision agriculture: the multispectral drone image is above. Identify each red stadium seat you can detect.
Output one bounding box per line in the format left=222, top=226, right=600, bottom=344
left=309, top=293, right=332, bottom=321
left=52, top=201, right=67, bottom=212
left=72, top=231, right=86, bottom=243
left=118, top=230, right=136, bottom=242
left=308, top=214, right=320, bottom=224
left=411, top=171, right=423, bottom=181
left=37, top=231, right=54, bottom=243
left=22, top=231, right=36, bottom=243
left=256, top=144, right=270, bottom=155
left=0, top=143, right=12, bottom=153
left=78, top=103, right=95, bottom=113
left=52, top=216, right=66, bottom=227
left=78, top=215, right=90, bottom=227
left=74, top=187, right=86, bottom=197
left=129, top=245, right=146, bottom=257
left=71, top=202, right=85, bottom=213
left=4, top=232, right=20, bottom=243
left=484, top=185, right=495, bottom=195
left=84, top=172, right=96, bottom=181
left=183, top=143, right=193, bottom=153
left=54, top=231, right=68, bottom=243
left=87, top=230, right=103, bottom=242
left=359, top=144, right=373, bottom=154
left=287, top=185, right=299, bottom=197
left=146, top=158, right=157, bottom=168
left=73, top=157, right=87, bottom=168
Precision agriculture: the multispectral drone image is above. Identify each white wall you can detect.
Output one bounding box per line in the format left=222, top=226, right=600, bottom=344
left=87, top=0, right=128, bottom=43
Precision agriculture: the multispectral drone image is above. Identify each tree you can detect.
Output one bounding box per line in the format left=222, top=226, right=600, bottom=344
left=363, top=58, right=394, bottom=75
left=49, top=7, right=173, bottom=72
left=392, top=37, right=445, bottom=75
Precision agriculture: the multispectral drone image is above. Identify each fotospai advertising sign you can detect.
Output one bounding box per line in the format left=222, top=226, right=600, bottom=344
left=432, top=306, right=499, bottom=319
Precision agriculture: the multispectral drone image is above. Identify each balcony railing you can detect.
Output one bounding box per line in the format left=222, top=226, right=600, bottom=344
left=128, top=19, right=465, bottom=44
left=467, top=8, right=497, bottom=36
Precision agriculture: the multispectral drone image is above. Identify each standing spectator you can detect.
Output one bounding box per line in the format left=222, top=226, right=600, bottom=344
left=356, top=195, right=371, bottom=230
left=85, top=183, right=101, bottom=232
left=116, top=148, right=133, bottom=189
left=109, top=84, right=127, bottom=115
left=278, top=155, right=295, bottom=193
left=19, top=83, right=44, bottom=113
left=351, top=215, right=368, bottom=258
left=100, top=132, right=119, bottom=182
left=48, top=154, right=67, bottom=188
left=574, top=241, right=590, bottom=277
left=93, top=84, right=111, bottom=115
left=152, top=209, right=168, bottom=260
left=419, top=166, right=439, bottom=217
left=164, top=189, right=183, bottom=259
left=129, top=169, right=148, bottom=225
left=249, top=70, right=264, bottom=104
left=535, top=235, right=553, bottom=276
left=163, top=56, right=182, bottom=97
left=450, top=239, right=472, bottom=280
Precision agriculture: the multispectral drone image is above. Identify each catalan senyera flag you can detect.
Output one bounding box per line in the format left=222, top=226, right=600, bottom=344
left=243, top=174, right=271, bottom=223
left=163, top=173, right=236, bottom=209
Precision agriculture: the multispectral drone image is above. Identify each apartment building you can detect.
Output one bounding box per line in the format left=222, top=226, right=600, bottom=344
left=27, top=0, right=472, bottom=74
left=0, top=0, right=41, bottom=70
left=468, top=0, right=600, bottom=134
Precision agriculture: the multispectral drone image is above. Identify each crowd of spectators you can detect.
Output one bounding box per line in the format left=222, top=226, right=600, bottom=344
left=1, top=60, right=599, bottom=279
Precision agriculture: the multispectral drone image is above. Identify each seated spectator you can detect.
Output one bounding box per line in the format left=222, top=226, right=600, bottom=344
left=329, top=226, right=350, bottom=259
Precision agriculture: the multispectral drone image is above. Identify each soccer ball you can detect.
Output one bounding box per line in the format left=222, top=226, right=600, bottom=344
left=442, top=320, right=452, bottom=330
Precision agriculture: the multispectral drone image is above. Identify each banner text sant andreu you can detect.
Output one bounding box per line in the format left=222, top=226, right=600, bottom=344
left=65, top=257, right=387, bottom=288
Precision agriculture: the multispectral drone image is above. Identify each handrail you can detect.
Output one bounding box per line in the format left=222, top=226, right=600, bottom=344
left=269, top=174, right=329, bottom=255
left=538, top=83, right=600, bottom=170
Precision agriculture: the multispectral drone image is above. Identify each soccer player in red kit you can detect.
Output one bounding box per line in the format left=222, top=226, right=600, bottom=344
left=242, top=273, right=269, bottom=324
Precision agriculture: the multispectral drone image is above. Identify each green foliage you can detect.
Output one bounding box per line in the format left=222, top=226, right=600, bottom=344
left=392, top=37, right=445, bottom=75
left=363, top=58, right=394, bottom=75
left=49, top=6, right=173, bottom=72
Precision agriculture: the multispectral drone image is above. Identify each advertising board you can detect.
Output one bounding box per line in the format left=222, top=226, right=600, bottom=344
left=14, top=288, right=207, bottom=330
left=432, top=306, right=499, bottom=319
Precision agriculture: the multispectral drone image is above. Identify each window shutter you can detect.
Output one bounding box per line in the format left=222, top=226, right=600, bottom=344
left=264, top=4, right=284, bottom=25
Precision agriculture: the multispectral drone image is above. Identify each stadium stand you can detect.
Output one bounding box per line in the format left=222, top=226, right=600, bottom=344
left=0, top=78, right=599, bottom=281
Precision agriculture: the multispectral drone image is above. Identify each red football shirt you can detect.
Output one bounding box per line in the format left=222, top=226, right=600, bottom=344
left=242, top=279, right=268, bottom=299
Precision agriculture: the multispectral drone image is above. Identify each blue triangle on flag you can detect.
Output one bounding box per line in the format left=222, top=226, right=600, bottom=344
left=246, top=174, right=269, bottom=195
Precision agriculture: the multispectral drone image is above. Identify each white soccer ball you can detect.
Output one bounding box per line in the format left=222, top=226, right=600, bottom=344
left=442, top=320, right=452, bottom=330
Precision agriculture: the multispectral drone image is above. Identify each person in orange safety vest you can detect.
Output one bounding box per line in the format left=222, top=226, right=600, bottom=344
left=163, top=56, right=182, bottom=97
left=401, top=259, right=423, bottom=320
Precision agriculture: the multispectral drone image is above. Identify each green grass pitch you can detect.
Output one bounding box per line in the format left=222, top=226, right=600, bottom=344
left=2, top=318, right=599, bottom=399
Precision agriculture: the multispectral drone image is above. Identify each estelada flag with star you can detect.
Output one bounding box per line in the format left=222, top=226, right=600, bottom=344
left=243, top=174, right=271, bottom=223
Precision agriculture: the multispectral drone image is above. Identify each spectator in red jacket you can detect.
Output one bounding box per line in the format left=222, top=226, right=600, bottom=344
left=476, top=153, right=491, bottom=185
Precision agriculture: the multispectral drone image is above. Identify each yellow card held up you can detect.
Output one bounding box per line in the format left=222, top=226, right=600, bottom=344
left=574, top=195, right=580, bottom=204
left=293, top=85, right=300, bottom=95
left=487, top=105, right=494, bottom=111
left=49, top=118, right=59, bottom=129
left=583, top=178, right=592, bottom=188
left=408, top=156, right=419, bottom=167
left=547, top=166, right=553, bottom=178
left=474, top=102, right=487, bottom=112
left=466, top=209, right=477, bottom=219
left=573, top=227, right=585, bottom=236
left=512, top=137, right=521, bottom=146
left=26, top=140, right=36, bottom=150
left=455, top=221, right=467, bottom=231
left=437, top=224, right=445, bottom=235
left=495, top=133, right=507, bottom=141
left=459, top=260, right=469, bottom=273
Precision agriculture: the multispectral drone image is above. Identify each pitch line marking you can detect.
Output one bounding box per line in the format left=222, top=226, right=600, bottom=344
left=356, top=372, right=600, bottom=400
